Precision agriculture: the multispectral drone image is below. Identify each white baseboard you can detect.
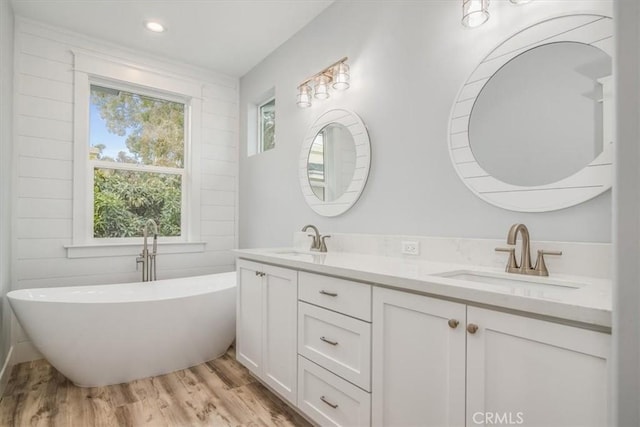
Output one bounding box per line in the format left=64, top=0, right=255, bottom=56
left=13, top=340, right=42, bottom=364
left=0, top=345, right=14, bottom=397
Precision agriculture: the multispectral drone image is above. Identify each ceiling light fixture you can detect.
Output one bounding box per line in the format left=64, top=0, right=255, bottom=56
left=145, top=21, right=165, bottom=33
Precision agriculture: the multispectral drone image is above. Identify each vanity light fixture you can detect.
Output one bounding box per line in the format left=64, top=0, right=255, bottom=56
left=296, top=57, right=349, bottom=108
left=462, top=0, right=490, bottom=28
left=145, top=21, right=165, bottom=33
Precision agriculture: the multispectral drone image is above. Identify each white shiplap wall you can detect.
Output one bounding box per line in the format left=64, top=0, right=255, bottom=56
left=12, top=18, right=238, bottom=349
left=0, top=0, right=15, bottom=394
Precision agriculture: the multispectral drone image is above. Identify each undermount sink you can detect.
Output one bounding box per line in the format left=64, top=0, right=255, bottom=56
left=272, top=250, right=326, bottom=261
left=437, top=270, right=584, bottom=292
left=274, top=250, right=317, bottom=256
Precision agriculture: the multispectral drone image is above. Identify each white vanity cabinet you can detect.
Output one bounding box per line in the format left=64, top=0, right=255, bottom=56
left=372, top=287, right=611, bottom=427
left=371, top=287, right=467, bottom=427
left=466, top=306, right=610, bottom=427
left=236, top=252, right=610, bottom=427
left=236, top=259, right=298, bottom=405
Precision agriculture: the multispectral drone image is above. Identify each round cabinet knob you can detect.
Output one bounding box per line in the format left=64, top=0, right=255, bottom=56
left=467, top=323, right=479, bottom=334
left=448, top=319, right=459, bottom=329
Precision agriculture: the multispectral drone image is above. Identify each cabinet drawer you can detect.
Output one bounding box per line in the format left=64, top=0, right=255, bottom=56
left=299, top=302, right=371, bottom=391
left=298, top=356, right=371, bottom=427
left=299, top=272, right=371, bottom=321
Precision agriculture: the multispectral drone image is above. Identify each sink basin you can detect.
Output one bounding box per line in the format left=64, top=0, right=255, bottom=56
left=436, top=270, right=583, bottom=296
left=272, top=250, right=326, bottom=262
left=274, top=250, right=319, bottom=256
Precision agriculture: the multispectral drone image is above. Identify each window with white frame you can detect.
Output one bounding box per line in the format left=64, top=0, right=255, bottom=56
left=70, top=51, right=204, bottom=255
left=258, top=97, right=275, bottom=152
left=89, top=84, right=186, bottom=238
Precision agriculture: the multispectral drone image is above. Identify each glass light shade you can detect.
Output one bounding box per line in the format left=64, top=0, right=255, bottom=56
left=314, top=75, right=331, bottom=100
left=332, top=62, right=350, bottom=90
left=296, top=84, right=312, bottom=108
left=462, top=0, right=489, bottom=28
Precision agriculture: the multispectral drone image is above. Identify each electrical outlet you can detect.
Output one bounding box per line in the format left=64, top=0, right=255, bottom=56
left=401, top=241, right=420, bottom=255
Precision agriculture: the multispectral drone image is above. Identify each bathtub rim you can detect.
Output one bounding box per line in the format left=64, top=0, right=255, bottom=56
left=7, top=271, right=236, bottom=304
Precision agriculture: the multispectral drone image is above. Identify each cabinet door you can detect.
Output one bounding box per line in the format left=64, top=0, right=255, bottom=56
left=372, top=287, right=466, bottom=427
left=466, top=306, right=610, bottom=427
left=262, top=264, right=298, bottom=405
left=236, top=259, right=263, bottom=376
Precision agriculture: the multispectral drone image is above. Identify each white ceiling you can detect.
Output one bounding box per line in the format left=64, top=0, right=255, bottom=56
left=10, top=0, right=334, bottom=77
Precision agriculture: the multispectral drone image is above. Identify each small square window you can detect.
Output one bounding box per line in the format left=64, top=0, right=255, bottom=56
left=258, top=98, right=275, bottom=152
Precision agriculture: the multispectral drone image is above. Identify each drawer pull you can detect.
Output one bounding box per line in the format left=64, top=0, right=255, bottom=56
left=319, top=290, right=338, bottom=297
left=320, top=395, right=339, bottom=409
left=320, top=336, right=338, bottom=346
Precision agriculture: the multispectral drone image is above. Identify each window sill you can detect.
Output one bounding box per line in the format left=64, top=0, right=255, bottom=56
left=65, top=241, right=207, bottom=259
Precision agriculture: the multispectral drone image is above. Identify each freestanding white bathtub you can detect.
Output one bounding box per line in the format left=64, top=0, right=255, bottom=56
left=7, top=272, right=236, bottom=387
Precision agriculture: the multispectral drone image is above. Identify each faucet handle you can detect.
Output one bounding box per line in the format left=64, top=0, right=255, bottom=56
left=533, top=250, right=562, bottom=277
left=319, top=235, right=331, bottom=253
left=495, top=247, right=518, bottom=272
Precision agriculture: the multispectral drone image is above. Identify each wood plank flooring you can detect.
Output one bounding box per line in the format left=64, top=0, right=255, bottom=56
left=0, top=347, right=312, bottom=427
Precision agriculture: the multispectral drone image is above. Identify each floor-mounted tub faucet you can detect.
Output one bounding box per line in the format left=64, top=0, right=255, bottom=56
left=136, top=219, right=158, bottom=281
left=302, top=224, right=330, bottom=252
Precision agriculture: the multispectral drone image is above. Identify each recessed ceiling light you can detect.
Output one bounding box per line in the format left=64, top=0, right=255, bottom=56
left=145, top=21, right=165, bottom=33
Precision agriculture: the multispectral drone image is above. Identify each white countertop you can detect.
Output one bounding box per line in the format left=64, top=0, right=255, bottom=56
left=234, top=247, right=612, bottom=329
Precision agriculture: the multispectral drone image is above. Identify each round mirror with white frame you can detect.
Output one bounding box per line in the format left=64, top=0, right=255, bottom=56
left=449, top=14, right=614, bottom=212
left=299, top=109, right=371, bottom=217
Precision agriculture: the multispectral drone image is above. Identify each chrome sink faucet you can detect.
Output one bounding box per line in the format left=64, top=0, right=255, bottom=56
left=136, top=219, right=158, bottom=282
left=495, top=223, right=562, bottom=276
left=302, top=224, right=330, bottom=252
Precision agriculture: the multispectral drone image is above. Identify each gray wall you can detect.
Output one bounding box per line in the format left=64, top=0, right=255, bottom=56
left=239, top=0, right=612, bottom=249
left=613, top=0, right=640, bottom=424
left=0, top=0, right=14, bottom=368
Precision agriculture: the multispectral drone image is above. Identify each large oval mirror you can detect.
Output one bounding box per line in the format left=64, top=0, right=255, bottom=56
left=449, top=14, right=614, bottom=212
left=300, top=109, right=371, bottom=217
